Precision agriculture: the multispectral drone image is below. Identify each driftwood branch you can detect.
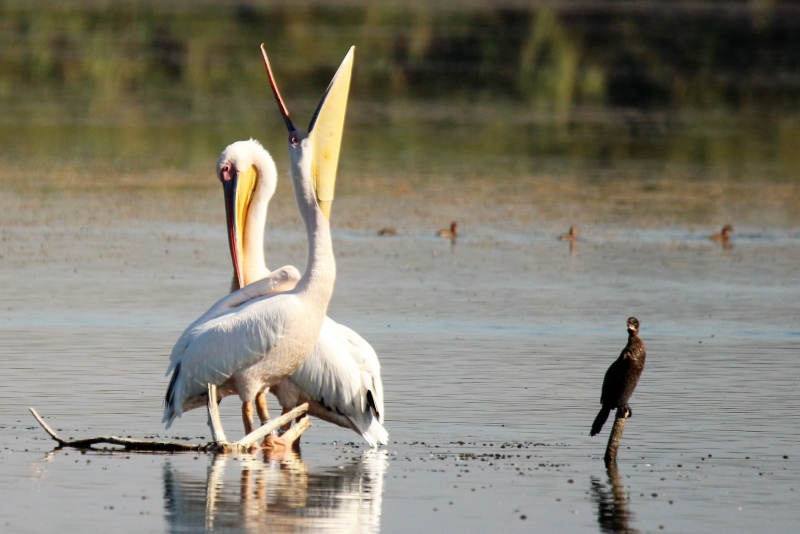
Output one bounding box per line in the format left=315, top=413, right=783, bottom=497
left=281, top=416, right=311, bottom=445
left=29, top=407, right=207, bottom=451
left=205, top=383, right=310, bottom=452
left=604, top=408, right=627, bottom=465
left=236, top=404, right=309, bottom=450
left=29, top=384, right=311, bottom=453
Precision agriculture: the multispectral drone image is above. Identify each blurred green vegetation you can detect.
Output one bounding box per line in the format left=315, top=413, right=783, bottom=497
left=1, top=0, right=799, bottom=180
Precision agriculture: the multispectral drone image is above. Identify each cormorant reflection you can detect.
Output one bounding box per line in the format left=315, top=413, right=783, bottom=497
left=163, top=448, right=387, bottom=533
left=590, top=462, right=639, bottom=534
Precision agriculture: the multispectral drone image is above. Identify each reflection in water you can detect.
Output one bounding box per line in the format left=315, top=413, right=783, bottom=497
left=163, top=449, right=387, bottom=533
left=590, top=463, right=639, bottom=534
left=28, top=450, right=57, bottom=481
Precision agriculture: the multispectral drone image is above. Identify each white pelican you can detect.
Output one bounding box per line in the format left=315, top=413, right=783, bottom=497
left=216, top=139, right=387, bottom=448
left=162, top=49, right=347, bottom=441
left=209, top=47, right=386, bottom=448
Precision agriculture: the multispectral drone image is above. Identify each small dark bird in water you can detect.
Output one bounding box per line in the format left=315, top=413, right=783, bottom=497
left=437, top=221, right=458, bottom=238
left=709, top=224, right=733, bottom=241
left=709, top=224, right=733, bottom=248
left=378, top=227, right=397, bottom=236
left=591, top=317, right=646, bottom=437
left=559, top=226, right=578, bottom=241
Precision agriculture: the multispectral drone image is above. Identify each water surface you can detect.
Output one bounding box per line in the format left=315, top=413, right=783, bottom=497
left=1, top=2, right=800, bottom=532
left=0, top=196, right=798, bottom=532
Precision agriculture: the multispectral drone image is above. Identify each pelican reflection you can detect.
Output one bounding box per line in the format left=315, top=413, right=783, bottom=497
left=589, top=462, right=639, bottom=534
left=164, top=449, right=387, bottom=533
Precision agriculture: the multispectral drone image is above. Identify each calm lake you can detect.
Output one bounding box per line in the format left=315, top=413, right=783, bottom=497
left=1, top=2, right=800, bottom=533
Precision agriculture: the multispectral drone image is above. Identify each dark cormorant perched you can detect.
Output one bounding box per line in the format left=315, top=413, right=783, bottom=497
left=590, top=317, right=646, bottom=437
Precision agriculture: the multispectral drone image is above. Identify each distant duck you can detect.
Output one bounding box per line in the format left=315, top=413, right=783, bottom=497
left=709, top=224, right=733, bottom=241
left=559, top=226, right=579, bottom=241
left=377, top=227, right=397, bottom=236
left=437, top=222, right=458, bottom=239
left=590, top=317, right=646, bottom=437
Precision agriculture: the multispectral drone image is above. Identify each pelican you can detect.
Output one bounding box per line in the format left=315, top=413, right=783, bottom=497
left=224, top=44, right=385, bottom=448
left=219, top=140, right=387, bottom=448
left=162, top=47, right=347, bottom=443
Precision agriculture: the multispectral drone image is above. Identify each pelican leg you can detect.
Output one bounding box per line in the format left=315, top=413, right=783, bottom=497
left=241, top=401, right=255, bottom=435
left=255, top=391, right=270, bottom=425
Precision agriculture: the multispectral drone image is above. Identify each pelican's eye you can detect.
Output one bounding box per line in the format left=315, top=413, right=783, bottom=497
left=220, top=163, right=235, bottom=182
left=290, top=135, right=299, bottom=147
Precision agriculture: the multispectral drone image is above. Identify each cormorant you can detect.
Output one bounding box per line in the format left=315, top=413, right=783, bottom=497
left=590, top=317, right=646, bottom=437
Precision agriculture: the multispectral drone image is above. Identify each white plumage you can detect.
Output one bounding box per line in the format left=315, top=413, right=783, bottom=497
left=163, top=136, right=336, bottom=437
left=219, top=139, right=387, bottom=447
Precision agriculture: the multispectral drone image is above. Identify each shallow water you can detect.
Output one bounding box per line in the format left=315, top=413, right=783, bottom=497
left=2, top=3, right=800, bottom=530
left=0, top=189, right=798, bottom=533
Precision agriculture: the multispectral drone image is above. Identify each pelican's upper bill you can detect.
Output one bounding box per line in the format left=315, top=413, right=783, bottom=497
left=260, top=44, right=355, bottom=220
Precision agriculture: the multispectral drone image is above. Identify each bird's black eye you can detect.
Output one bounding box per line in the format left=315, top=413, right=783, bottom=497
left=290, top=136, right=299, bottom=147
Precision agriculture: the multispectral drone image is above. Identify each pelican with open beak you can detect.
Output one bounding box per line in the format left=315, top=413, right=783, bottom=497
left=162, top=47, right=357, bottom=443
left=209, top=47, right=386, bottom=446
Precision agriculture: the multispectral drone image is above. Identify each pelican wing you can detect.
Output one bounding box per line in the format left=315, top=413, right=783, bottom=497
left=288, top=316, right=387, bottom=445
left=163, top=292, right=297, bottom=426
left=166, top=271, right=300, bottom=377
left=341, top=324, right=385, bottom=424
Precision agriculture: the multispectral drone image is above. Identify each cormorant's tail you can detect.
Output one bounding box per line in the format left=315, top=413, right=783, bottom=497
left=591, top=406, right=611, bottom=436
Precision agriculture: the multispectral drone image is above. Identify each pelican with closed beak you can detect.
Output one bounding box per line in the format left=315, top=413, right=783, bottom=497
left=217, top=139, right=387, bottom=447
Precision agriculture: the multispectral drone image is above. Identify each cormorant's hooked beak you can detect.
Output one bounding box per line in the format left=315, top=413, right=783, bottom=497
left=222, top=163, right=258, bottom=287
left=260, top=43, right=354, bottom=220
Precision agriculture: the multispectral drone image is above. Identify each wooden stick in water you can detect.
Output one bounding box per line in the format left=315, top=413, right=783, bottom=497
left=29, top=407, right=207, bottom=452
left=604, top=408, right=627, bottom=465
left=236, top=404, right=309, bottom=450
left=280, top=416, right=311, bottom=445
left=29, top=385, right=312, bottom=453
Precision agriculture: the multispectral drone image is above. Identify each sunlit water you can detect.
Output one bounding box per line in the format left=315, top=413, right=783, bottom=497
left=2, top=2, right=800, bottom=531
left=0, top=194, right=798, bottom=532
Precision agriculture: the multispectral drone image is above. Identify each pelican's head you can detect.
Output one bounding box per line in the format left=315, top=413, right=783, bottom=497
left=626, top=317, right=640, bottom=335
left=217, top=139, right=277, bottom=286
left=260, top=43, right=354, bottom=220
